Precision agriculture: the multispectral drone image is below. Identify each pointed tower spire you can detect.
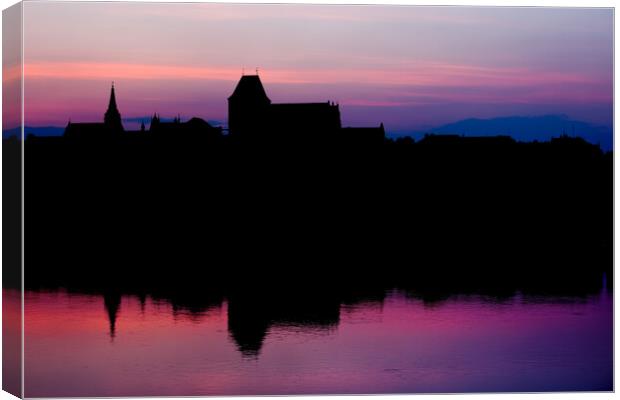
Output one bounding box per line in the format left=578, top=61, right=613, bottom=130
left=104, top=82, right=124, bottom=132
left=108, top=81, right=118, bottom=111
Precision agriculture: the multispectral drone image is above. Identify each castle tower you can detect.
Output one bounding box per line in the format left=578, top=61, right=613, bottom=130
left=228, top=75, right=271, bottom=136
left=104, top=82, right=124, bottom=132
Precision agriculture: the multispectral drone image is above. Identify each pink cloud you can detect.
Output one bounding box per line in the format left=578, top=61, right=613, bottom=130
left=24, top=61, right=603, bottom=89
left=20, top=60, right=611, bottom=129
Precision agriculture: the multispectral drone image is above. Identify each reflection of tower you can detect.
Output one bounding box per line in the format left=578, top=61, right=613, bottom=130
left=104, top=82, right=124, bottom=132
left=226, top=297, right=270, bottom=358
left=138, top=293, right=147, bottom=314
left=228, top=75, right=271, bottom=136
left=226, top=292, right=343, bottom=358
left=103, top=292, right=122, bottom=339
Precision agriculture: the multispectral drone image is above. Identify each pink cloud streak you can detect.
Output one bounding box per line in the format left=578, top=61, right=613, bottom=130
left=19, top=60, right=611, bottom=129
left=24, top=61, right=604, bottom=90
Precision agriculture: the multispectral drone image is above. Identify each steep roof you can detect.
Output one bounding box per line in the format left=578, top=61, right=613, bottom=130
left=228, top=75, right=271, bottom=103
left=107, top=84, right=118, bottom=113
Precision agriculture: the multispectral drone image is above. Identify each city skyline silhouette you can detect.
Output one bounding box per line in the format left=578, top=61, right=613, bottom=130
left=62, top=75, right=386, bottom=144
left=6, top=75, right=612, bottom=151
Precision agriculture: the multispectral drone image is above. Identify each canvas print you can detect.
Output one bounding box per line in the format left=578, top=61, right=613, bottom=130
left=2, top=1, right=614, bottom=397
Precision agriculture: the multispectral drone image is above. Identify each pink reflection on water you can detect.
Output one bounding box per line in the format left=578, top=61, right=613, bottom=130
left=24, top=288, right=612, bottom=397
left=3, top=290, right=22, bottom=397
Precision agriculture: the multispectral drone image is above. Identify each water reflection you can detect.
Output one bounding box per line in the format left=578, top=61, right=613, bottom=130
left=227, top=292, right=342, bottom=357
left=24, top=281, right=612, bottom=397
left=88, top=277, right=612, bottom=359
left=88, top=282, right=390, bottom=356
left=103, top=292, right=121, bottom=339
left=23, top=273, right=613, bottom=397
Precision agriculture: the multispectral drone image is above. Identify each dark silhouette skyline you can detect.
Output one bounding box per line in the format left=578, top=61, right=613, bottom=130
left=4, top=77, right=612, bottom=150
left=6, top=114, right=612, bottom=151
left=60, top=75, right=386, bottom=144
left=4, top=73, right=613, bottom=362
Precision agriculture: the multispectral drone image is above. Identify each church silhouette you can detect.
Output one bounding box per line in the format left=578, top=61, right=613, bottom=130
left=64, top=74, right=385, bottom=143
left=65, top=82, right=125, bottom=138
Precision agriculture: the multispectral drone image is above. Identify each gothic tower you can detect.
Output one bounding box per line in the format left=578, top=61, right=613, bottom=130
left=228, top=75, right=271, bottom=136
left=104, top=82, right=124, bottom=132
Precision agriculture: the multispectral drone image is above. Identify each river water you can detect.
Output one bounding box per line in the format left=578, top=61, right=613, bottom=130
left=21, top=284, right=612, bottom=397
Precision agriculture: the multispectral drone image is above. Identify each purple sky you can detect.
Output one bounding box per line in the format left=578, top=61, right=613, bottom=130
left=13, top=3, right=613, bottom=131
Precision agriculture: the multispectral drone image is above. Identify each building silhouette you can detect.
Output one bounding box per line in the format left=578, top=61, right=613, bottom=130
left=228, top=75, right=341, bottom=136
left=228, top=75, right=272, bottom=136
left=228, top=74, right=384, bottom=142
left=65, top=83, right=125, bottom=138
left=64, top=75, right=384, bottom=142
left=64, top=83, right=222, bottom=139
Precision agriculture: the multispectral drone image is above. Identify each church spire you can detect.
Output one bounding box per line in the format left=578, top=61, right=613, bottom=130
left=108, top=81, right=118, bottom=112
left=104, top=82, right=123, bottom=132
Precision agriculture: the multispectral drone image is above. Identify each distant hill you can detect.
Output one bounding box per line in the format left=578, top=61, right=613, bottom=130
left=3, top=126, right=65, bottom=138
left=388, top=115, right=613, bottom=151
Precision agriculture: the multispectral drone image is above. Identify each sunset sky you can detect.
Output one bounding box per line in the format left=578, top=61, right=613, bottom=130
left=13, top=2, right=614, bottom=132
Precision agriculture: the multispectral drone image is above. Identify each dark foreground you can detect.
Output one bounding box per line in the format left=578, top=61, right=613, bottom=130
left=6, top=132, right=610, bottom=290
left=2, top=132, right=613, bottom=395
